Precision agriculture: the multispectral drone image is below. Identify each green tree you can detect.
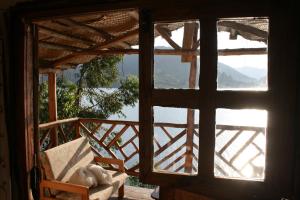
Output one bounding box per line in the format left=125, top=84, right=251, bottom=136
left=39, top=56, right=139, bottom=123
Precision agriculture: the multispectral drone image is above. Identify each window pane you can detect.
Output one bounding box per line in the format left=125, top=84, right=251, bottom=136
left=154, top=21, right=200, bottom=89
left=153, top=107, right=199, bottom=175
left=217, top=18, right=268, bottom=91
left=214, top=108, right=267, bottom=181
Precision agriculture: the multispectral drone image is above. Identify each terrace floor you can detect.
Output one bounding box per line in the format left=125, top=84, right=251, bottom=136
left=110, top=185, right=155, bottom=200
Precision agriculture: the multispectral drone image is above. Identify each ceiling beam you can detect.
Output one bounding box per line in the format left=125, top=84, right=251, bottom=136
left=40, top=47, right=266, bottom=69
left=218, top=21, right=268, bottom=41
left=38, top=25, right=95, bottom=46
left=155, top=25, right=181, bottom=50
left=58, top=18, right=131, bottom=49
left=52, top=28, right=139, bottom=66
left=39, top=41, right=85, bottom=52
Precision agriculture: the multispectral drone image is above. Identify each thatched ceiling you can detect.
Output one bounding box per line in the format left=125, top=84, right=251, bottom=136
left=35, top=10, right=268, bottom=72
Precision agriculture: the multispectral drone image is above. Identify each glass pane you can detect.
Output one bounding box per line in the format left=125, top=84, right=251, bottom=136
left=153, top=107, right=199, bottom=175
left=217, top=18, right=268, bottom=91
left=154, top=21, right=200, bottom=89
left=214, top=108, right=267, bottom=181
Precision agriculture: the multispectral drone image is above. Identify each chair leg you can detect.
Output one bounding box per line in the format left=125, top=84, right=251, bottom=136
left=118, top=184, right=124, bottom=199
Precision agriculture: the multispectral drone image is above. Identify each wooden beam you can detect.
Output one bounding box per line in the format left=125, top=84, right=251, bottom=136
left=39, top=41, right=85, bottom=52
left=156, top=25, right=181, bottom=50
left=48, top=72, right=58, bottom=147
left=218, top=21, right=268, bottom=41
left=38, top=25, right=95, bottom=46
left=58, top=18, right=131, bottom=49
left=182, top=22, right=199, bottom=62
left=39, top=47, right=267, bottom=69
left=52, top=29, right=139, bottom=66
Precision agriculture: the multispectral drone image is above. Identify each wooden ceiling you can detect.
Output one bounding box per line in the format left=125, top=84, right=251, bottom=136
left=35, top=10, right=268, bottom=73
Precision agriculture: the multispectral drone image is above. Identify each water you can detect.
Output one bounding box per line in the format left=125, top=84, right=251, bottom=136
left=87, top=89, right=267, bottom=180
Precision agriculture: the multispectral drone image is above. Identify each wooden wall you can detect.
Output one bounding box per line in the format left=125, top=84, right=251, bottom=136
left=0, top=11, right=11, bottom=200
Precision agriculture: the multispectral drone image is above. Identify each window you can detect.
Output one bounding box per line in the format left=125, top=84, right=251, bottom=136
left=139, top=11, right=294, bottom=199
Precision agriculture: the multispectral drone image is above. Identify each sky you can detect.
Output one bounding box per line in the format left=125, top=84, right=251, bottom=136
left=154, top=27, right=268, bottom=69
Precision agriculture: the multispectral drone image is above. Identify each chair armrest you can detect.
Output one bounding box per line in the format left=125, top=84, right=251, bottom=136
left=40, top=180, right=89, bottom=200
left=94, top=156, right=125, bottom=172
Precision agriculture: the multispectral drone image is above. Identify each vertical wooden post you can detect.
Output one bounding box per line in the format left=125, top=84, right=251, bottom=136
left=185, top=56, right=197, bottom=173
left=182, top=22, right=199, bottom=173
left=48, top=72, right=58, bottom=147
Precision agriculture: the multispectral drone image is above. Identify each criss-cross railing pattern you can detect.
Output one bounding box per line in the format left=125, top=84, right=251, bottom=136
left=39, top=118, right=79, bottom=151
left=39, top=118, right=265, bottom=178
left=215, top=125, right=266, bottom=180
left=78, top=118, right=140, bottom=176
left=153, top=123, right=199, bottom=174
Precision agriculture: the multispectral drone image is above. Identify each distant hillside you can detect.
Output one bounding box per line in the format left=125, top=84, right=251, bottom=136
left=235, top=67, right=267, bottom=79
left=58, top=54, right=266, bottom=89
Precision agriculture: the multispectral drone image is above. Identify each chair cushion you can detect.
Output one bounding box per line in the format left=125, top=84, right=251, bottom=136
left=40, top=137, right=95, bottom=182
left=55, top=170, right=128, bottom=200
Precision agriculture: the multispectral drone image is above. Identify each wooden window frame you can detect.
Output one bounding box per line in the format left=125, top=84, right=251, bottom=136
left=9, top=1, right=297, bottom=199
left=139, top=7, right=297, bottom=200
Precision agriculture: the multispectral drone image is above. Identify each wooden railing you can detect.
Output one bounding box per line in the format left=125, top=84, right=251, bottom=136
left=39, top=118, right=266, bottom=179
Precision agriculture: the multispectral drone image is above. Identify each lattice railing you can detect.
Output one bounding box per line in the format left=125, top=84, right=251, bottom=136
left=215, top=125, right=266, bottom=180
left=39, top=118, right=265, bottom=178
left=153, top=123, right=199, bottom=174
left=39, top=118, right=79, bottom=151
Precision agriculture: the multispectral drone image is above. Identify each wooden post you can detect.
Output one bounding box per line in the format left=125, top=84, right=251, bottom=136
left=48, top=72, right=58, bottom=147
left=182, top=22, right=198, bottom=173
left=185, top=56, right=197, bottom=173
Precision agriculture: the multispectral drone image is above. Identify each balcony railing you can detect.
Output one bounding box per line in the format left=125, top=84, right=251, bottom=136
left=39, top=118, right=266, bottom=179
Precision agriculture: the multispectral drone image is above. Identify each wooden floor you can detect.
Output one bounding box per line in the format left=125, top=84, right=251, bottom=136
left=110, top=185, right=154, bottom=200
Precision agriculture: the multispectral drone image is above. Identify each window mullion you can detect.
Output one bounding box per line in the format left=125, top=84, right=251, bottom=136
left=198, top=18, right=218, bottom=179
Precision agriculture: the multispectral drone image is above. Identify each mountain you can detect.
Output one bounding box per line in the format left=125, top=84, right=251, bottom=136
left=116, top=55, right=259, bottom=89
left=235, top=67, right=267, bottom=79
left=56, top=54, right=263, bottom=89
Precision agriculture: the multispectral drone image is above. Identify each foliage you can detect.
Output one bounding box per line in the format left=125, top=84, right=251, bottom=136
left=39, top=56, right=139, bottom=123
left=126, top=176, right=156, bottom=189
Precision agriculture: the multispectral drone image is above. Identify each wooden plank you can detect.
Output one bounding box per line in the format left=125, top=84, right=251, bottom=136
left=181, top=22, right=198, bottom=62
